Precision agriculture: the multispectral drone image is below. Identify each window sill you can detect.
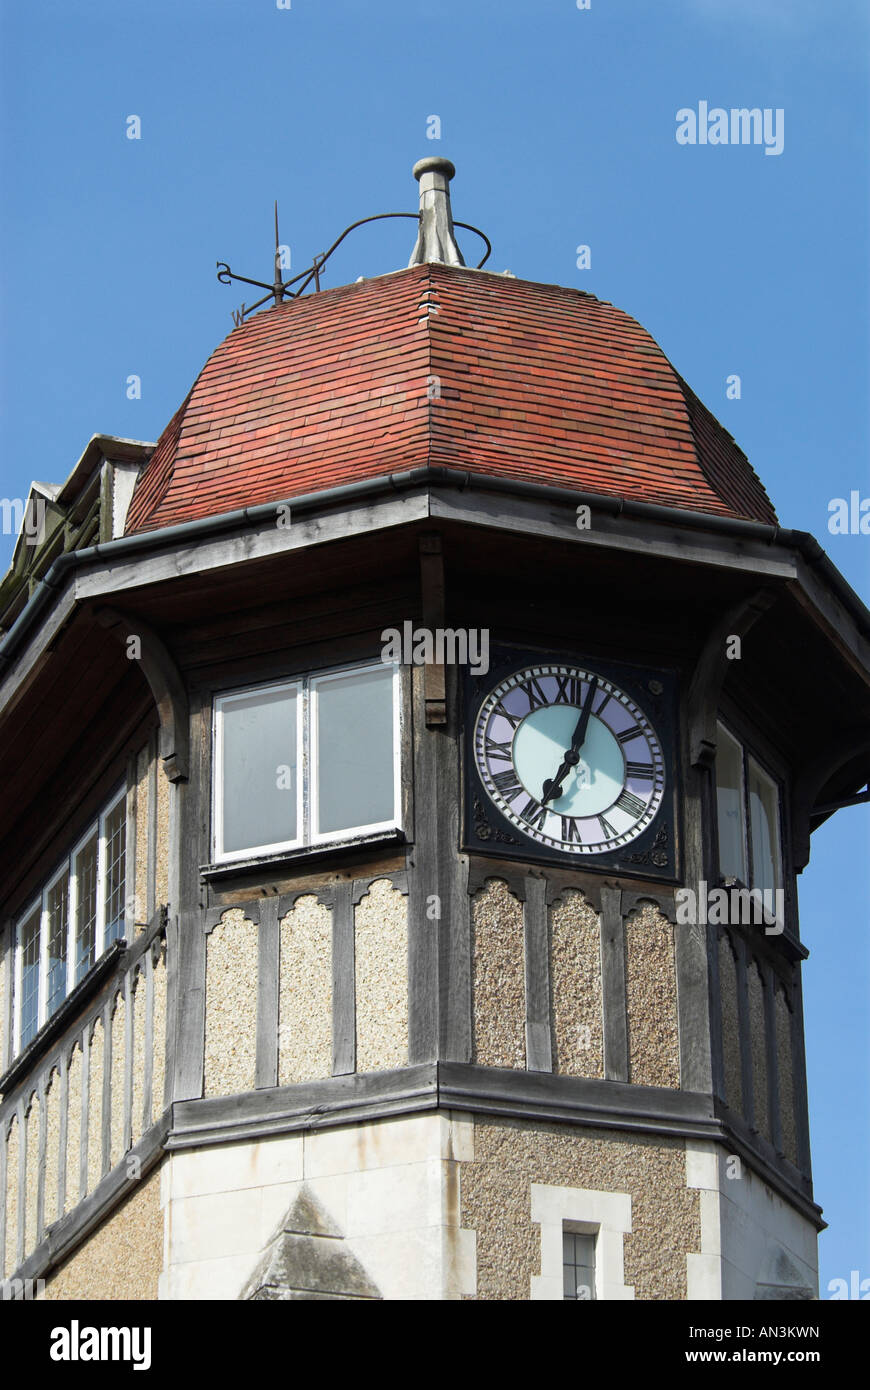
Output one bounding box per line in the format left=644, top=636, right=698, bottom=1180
left=200, top=828, right=407, bottom=881
left=0, top=940, right=126, bottom=1096
left=714, top=877, right=805, bottom=959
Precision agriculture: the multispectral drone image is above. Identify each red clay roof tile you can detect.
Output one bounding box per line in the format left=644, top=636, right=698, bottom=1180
left=124, top=264, right=777, bottom=535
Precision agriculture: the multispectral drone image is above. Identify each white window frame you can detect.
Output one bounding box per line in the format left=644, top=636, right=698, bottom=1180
left=11, top=784, right=127, bottom=1058
left=212, top=677, right=304, bottom=863
left=212, top=659, right=402, bottom=864
left=309, top=661, right=402, bottom=847
left=715, top=720, right=784, bottom=893
left=531, top=1182, right=634, bottom=1301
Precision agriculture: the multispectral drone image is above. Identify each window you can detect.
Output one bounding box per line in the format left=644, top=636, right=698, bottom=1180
left=213, top=660, right=401, bottom=863
left=13, top=788, right=127, bottom=1055
left=531, top=1183, right=633, bottom=1300
left=563, top=1229, right=597, bottom=1301
left=715, top=721, right=782, bottom=893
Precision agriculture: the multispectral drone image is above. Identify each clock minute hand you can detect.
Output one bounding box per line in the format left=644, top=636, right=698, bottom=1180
left=542, top=678, right=599, bottom=805
left=570, top=676, right=598, bottom=753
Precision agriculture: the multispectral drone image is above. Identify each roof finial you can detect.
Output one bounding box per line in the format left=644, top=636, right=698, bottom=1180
left=408, top=157, right=466, bottom=268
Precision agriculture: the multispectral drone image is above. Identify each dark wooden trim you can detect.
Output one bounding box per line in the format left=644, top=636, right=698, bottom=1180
left=418, top=532, right=447, bottom=727
left=331, top=881, right=355, bottom=1076
left=734, top=935, right=755, bottom=1133
left=523, top=875, right=552, bottom=1073
left=599, top=886, right=628, bottom=1082
left=9, top=1112, right=170, bottom=1290
left=146, top=732, right=158, bottom=922
left=789, top=967, right=813, bottom=1180
left=95, top=608, right=190, bottom=782
left=407, top=663, right=441, bottom=1063
left=201, top=829, right=407, bottom=884
left=173, top=909, right=207, bottom=1103
left=762, top=958, right=782, bottom=1156
left=169, top=1066, right=439, bottom=1149
left=442, top=852, right=471, bottom=1064
left=687, top=590, right=777, bottom=769
left=169, top=694, right=205, bottom=1104
left=256, top=897, right=280, bottom=1091
left=0, top=941, right=125, bottom=1097
left=0, top=920, right=11, bottom=1075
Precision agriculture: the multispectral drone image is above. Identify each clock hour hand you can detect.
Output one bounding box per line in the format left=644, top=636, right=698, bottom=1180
left=542, top=754, right=573, bottom=805
left=542, top=678, right=599, bottom=805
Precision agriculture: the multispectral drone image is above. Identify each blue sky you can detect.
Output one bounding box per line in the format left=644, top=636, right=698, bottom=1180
left=1, top=0, right=867, bottom=1294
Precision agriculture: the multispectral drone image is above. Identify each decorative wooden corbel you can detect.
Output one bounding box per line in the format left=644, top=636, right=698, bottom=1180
left=95, top=606, right=189, bottom=782
left=791, top=733, right=870, bottom=873
left=687, top=589, right=778, bottom=768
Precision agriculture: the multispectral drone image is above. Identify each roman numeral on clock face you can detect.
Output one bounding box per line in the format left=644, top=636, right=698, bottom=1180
left=493, top=701, right=523, bottom=729
left=617, top=726, right=642, bottom=745
left=519, top=677, right=548, bottom=711
left=561, top=817, right=582, bottom=844
left=615, top=788, right=646, bottom=819
left=485, top=736, right=513, bottom=763
left=519, top=797, right=548, bottom=831
left=554, top=673, right=581, bottom=705
left=625, top=761, right=654, bottom=780
left=598, top=814, right=617, bottom=841
left=492, top=769, right=523, bottom=801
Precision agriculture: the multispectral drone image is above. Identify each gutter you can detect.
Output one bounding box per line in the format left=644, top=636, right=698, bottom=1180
left=1, top=465, right=868, bottom=674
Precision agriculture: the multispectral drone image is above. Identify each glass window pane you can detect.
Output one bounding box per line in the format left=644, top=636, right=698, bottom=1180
left=562, top=1229, right=596, bottom=1300
left=46, top=872, right=69, bottom=1017
left=314, top=666, right=395, bottom=836
left=220, top=686, right=298, bottom=854
left=18, top=906, right=41, bottom=1049
left=748, top=757, right=781, bottom=896
left=716, top=724, right=747, bottom=882
left=74, top=832, right=98, bottom=982
left=103, top=798, right=127, bottom=945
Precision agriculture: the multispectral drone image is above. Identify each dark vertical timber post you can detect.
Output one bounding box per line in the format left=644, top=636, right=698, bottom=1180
left=789, top=965, right=813, bottom=1180
left=681, top=744, right=715, bottom=1096
left=599, top=886, right=628, bottom=1082
left=170, top=693, right=206, bottom=1103
left=331, top=881, right=356, bottom=1076
left=734, top=936, right=755, bottom=1132
left=523, top=875, right=552, bottom=1073
left=256, top=897, right=280, bottom=1090
left=763, top=959, right=782, bottom=1155
left=409, top=533, right=447, bottom=1062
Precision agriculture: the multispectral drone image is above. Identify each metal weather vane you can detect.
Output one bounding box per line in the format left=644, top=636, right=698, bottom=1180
left=216, top=174, right=492, bottom=327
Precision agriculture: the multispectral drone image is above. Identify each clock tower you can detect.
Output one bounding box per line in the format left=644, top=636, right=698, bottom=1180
left=2, top=158, right=868, bottom=1302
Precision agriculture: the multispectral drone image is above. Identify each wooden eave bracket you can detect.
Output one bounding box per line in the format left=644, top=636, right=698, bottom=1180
left=687, top=589, right=778, bottom=769
left=791, top=734, right=870, bottom=873
left=419, top=532, right=447, bottom=727
left=95, top=606, right=189, bottom=781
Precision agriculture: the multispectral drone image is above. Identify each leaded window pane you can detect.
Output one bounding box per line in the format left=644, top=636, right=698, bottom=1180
left=74, top=832, right=98, bottom=982
left=103, top=798, right=127, bottom=944
left=18, top=906, right=41, bottom=1049
left=46, top=872, right=69, bottom=1017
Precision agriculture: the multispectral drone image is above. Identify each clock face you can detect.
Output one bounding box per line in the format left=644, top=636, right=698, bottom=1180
left=473, top=664, right=665, bottom=855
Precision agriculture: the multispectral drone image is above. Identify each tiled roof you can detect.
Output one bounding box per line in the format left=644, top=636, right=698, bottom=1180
left=124, top=264, right=777, bottom=535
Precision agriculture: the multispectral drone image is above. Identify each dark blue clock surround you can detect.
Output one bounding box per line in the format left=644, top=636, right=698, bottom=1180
left=462, top=645, right=681, bottom=883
